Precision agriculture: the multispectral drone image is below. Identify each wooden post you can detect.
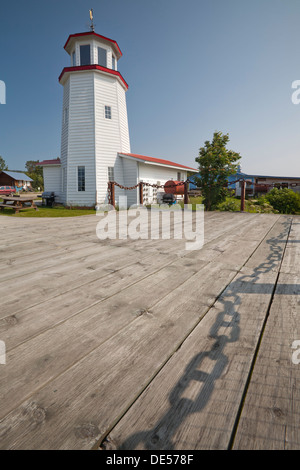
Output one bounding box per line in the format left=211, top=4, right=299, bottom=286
left=184, top=181, right=189, bottom=205
left=111, top=182, right=115, bottom=208
left=108, top=182, right=115, bottom=208
left=139, top=182, right=143, bottom=205
left=240, top=180, right=246, bottom=212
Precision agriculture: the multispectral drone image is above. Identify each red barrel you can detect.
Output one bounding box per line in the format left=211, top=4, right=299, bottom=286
left=164, top=180, right=185, bottom=195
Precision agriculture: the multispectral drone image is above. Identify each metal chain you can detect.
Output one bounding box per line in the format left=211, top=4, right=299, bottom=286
left=108, top=178, right=300, bottom=193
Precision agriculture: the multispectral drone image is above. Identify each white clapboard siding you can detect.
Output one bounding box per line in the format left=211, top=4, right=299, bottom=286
left=66, top=72, right=96, bottom=206
left=122, top=158, right=138, bottom=207
left=60, top=78, right=70, bottom=204
left=138, top=164, right=187, bottom=204
left=94, top=72, right=130, bottom=204
left=43, top=166, right=62, bottom=201
left=116, top=81, right=130, bottom=153
left=139, top=163, right=187, bottom=183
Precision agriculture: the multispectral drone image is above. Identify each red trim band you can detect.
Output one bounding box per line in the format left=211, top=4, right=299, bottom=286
left=58, top=65, right=128, bottom=90
left=64, top=32, right=122, bottom=57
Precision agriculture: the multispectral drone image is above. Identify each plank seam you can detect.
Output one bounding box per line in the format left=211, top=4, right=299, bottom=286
left=227, top=216, right=293, bottom=450
left=96, top=215, right=283, bottom=450
left=1, top=214, right=260, bottom=342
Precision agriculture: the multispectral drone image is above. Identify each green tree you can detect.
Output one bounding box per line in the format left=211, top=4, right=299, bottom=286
left=25, top=160, right=44, bottom=191
left=265, top=188, right=300, bottom=214
left=195, top=131, right=241, bottom=211
left=0, top=156, right=8, bottom=171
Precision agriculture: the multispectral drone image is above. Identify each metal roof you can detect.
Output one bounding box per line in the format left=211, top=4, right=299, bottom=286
left=230, top=172, right=300, bottom=180
left=1, top=171, right=33, bottom=181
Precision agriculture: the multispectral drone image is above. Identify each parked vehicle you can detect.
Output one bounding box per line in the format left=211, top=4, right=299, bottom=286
left=0, top=186, right=16, bottom=196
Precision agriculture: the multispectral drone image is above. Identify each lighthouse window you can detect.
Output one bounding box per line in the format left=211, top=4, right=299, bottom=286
left=78, top=166, right=86, bottom=192
left=98, top=47, right=107, bottom=67
left=112, top=56, right=116, bottom=70
left=105, top=106, right=112, bottom=119
left=80, top=45, right=91, bottom=66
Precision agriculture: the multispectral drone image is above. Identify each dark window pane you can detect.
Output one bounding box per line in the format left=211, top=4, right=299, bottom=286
left=78, top=166, right=85, bottom=191
left=80, top=45, right=90, bottom=66
left=98, top=47, right=107, bottom=67
left=105, top=106, right=112, bottom=119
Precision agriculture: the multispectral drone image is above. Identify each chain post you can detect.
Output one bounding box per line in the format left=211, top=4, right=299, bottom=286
left=240, top=180, right=246, bottom=212
left=184, top=181, right=189, bottom=205
left=139, top=182, right=144, bottom=205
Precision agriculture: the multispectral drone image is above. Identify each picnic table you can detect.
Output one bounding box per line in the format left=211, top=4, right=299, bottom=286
left=0, top=196, right=38, bottom=214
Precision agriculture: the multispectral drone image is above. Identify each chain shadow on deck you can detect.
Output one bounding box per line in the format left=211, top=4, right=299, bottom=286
left=100, top=218, right=294, bottom=450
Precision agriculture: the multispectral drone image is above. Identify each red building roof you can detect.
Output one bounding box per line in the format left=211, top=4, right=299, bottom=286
left=39, top=155, right=197, bottom=171
left=38, top=159, right=61, bottom=166
left=119, top=153, right=198, bottom=171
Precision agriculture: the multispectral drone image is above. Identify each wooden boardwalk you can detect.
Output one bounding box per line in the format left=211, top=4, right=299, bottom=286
left=0, top=211, right=299, bottom=450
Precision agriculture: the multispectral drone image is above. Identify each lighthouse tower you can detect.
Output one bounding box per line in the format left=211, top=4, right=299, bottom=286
left=58, top=27, right=131, bottom=206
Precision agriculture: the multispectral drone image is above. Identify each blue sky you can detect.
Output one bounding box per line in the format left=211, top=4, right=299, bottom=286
left=1, top=0, right=300, bottom=176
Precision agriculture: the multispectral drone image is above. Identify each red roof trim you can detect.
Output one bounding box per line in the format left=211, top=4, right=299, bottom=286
left=120, top=153, right=198, bottom=171
left=39, top=159, right=61, bottom=166
left=58, top=65, right=128, bottom=90
left=64, top=32, right=122, bottom=57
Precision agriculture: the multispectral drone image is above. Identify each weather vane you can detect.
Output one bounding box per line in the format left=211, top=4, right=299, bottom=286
left=89, top=9, right=95, bottom=32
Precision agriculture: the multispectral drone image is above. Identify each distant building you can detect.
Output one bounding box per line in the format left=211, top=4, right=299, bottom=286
left=0, top=170, right=33, bottom=191
left=228, top=170, right=300, bottom=196
left=190, top=168, right=300, bottom=197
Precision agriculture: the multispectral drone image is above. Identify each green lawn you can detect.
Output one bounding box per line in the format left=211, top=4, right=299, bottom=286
left=0, top=204, right=96, bottom=217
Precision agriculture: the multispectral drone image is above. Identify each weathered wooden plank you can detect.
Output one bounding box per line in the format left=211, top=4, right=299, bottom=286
left=0, top=213, right=271, bottom=348
left=0, top=215, right=282, bottom=449
left=0, top=261, right=239, bottom=449
left=233, top=216, right=300, bottom=449
left=0, top=254, right=206, bottom=352
left=0, top=212, right=257, bottom=315
left=0, top=216, right=98, bottom=247
left=280, top=216, right=300, bottom=275
left=0, top=209, right=201, bottom=279
left=1, top=215, right=270, bottom=420
left=99, top=217, right=292, bottom=450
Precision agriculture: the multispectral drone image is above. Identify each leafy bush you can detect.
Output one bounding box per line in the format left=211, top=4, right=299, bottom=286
left=217, top=199, right=239, bottom=212
left=265, top=188, right=300, bottom=214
